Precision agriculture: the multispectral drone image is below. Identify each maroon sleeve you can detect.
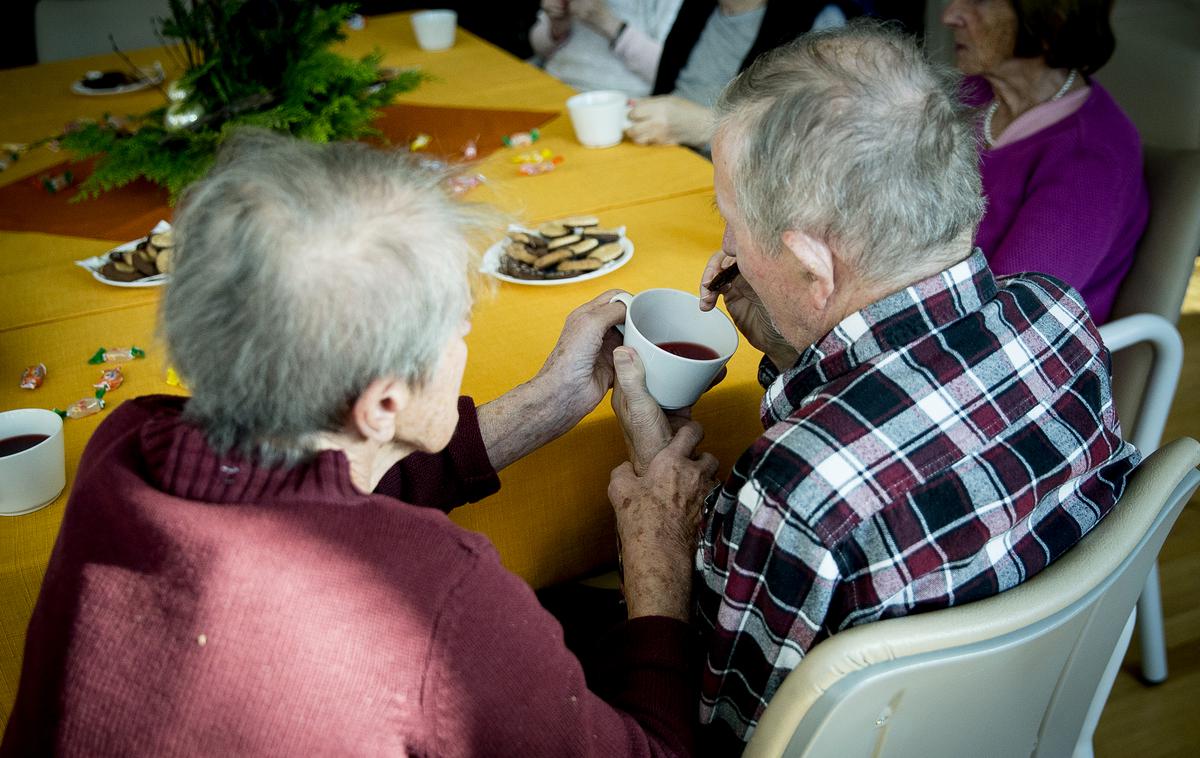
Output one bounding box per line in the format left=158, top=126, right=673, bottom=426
left=373, top=396, right=500, bottom=512
left=427, top=544, right=696, bottom=757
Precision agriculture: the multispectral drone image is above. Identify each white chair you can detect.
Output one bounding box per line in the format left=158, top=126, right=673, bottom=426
left=35, top=0, right=172, bottom=63
left=743, top=438, right=1200, bottom=758
left=1101, top=146, right=1200, bottom=683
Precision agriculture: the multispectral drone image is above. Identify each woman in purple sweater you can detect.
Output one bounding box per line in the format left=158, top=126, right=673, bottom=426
left=942, top=0, right=1148, bottom=323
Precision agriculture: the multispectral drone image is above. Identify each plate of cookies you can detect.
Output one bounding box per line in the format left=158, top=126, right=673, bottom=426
left=75, top=220, right=174, bottom=287
left=482, top=216, right=633, bottom=285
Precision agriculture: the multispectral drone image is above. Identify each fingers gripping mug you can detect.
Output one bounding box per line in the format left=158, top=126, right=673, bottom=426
left=610, top=289, right=738, bottom=409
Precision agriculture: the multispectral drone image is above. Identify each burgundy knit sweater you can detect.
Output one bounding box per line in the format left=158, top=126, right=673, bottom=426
left=1, top=395, right=694, bottom=757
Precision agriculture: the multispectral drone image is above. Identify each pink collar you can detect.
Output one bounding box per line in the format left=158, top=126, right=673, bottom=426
left=990, top=86, right=1091, bottom=148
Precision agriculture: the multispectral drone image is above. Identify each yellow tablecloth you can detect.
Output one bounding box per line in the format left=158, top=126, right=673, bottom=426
left=0, top=14, right=760, bottom=728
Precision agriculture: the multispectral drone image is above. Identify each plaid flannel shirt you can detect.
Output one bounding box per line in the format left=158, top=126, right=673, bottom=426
left=695, top=250, right=1139, bottom=748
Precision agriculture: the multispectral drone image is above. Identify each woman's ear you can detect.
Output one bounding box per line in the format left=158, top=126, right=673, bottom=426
left=348, top=377, right=410, bottom=445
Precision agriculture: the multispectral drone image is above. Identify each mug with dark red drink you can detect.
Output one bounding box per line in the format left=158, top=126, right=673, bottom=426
left=0, top=408, right=66, bottom=516
left=610, top=288, right=738, bottom=409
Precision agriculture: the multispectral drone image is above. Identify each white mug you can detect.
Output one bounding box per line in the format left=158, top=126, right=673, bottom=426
left=566, top=90, right=630, bottom=149
left=412, top=9, right=457, bottom=51
left=610, top=289, right=738, bottom=409
left=0, top=408, right=66, bottom=516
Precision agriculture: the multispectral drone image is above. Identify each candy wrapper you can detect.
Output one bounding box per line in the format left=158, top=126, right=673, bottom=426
left=88, top=346, right=145, bottom=364
left=448, top=173, right=486, bottom=196
left=20, top=363, right=46, bottom=390
left=55, top=390, right=106, bottom=420
left=517, top=155, right=564, bottom=176
left=165, top=366, right=188, bottom=389
left=0, top=143, right=24, bottom=173
left=41, top=170, right=74, bottom=194
left=409, top=133, right=432, bottom=151
left=462, top=139, right=478, bottom=161
left=512, top=148, right=554, bottom=164
left=93, top=367, right=124, bottom=392
left=502, top=129, right=540, bottom=148
left=347, top=13, right=366, bottom=30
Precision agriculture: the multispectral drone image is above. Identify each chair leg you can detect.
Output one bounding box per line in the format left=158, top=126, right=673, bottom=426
left=1137, top=563, right=1168, bottom=683
left=1074, top=610, right=1137, bottom=758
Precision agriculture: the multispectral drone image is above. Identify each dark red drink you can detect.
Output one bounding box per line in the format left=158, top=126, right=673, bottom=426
left=0, top=434, right=49, bottom=458
left=656, top=341, right=720, bottom=360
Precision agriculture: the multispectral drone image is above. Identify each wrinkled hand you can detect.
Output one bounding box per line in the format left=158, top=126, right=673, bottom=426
left=611, top=346, right=698, bottom=475
left=569, top=0, right=622, bottom=39
left=699, top=250, right=799, bottom=371
left=609, top=422, right=720, bottom=620
left=626, top=95, right=714, bottom=147
left=538, top=289, right=627, bottom=426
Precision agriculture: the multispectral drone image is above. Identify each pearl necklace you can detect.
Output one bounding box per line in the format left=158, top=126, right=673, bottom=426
left=983, top=69, right=1078, bottom=147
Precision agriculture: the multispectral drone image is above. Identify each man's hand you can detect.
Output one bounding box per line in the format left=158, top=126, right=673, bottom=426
left=609, top=422, right=720, bottom=620
left=626, top=95, right=714, bottom=147
left=700, top=250, right=799, bottom=372
left=477, top=291, right=626, bottom=471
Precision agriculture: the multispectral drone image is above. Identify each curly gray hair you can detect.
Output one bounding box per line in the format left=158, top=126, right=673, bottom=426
left=714, top=20, right=984, bottom=284
left=163, top=129, right=495, bottom=464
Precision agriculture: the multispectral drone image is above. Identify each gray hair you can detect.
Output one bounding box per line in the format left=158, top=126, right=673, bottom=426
left=714, top=20, right=984, bottom=284
left=163, top=129, right=496, bottom=464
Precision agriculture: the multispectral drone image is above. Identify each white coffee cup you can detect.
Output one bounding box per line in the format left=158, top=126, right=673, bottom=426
left=0, top=408, right=66, bottom=516
left=566, top=90, right=630, bottom=148
left=412, top=9, right=457, bottom=51
left=610, top=289, right=739, bottom=409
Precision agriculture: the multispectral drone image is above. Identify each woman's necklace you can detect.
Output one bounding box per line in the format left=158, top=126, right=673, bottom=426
left=983, top=69, right=1078, bottom=147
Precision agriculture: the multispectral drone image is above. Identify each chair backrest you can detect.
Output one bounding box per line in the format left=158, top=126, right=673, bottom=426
left=1097, top=0, right=1200, bottom=151
left=1106, top=147, right=1200, bottom=431
left=745, top=438, right=1200, bottom=758
left=35, top=0, right=172, bottom=63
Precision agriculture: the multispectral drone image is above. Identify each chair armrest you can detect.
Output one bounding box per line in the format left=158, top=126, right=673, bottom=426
left=1099, top=313, right=1184, bottom=454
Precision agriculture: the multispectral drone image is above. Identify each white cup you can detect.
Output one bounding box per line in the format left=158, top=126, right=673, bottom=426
left=566, top=90, right=630, bottom=148
left=412, top=9, right=457, bottom=51
left=611, top=289, right=739, bottom=409
left=0, top=408, right=66, bottom=516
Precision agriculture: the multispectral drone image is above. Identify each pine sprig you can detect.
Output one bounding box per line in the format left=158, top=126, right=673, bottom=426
left=63, top=0, right=423, bottom=201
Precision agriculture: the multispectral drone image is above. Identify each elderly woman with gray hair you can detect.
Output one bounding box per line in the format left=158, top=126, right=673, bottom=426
left=2, top=131, right=717, bottom=756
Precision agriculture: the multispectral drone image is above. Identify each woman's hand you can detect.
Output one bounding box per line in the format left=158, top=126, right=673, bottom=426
left=626, top=95, right=715, bottom=147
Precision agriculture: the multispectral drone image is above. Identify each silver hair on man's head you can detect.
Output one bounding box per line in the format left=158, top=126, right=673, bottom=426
left=163, top=129, right=495, bottom=464
left=714, top=20, right=984, bottom=283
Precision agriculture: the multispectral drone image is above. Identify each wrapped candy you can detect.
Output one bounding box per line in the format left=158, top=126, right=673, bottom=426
left=448, top=173, right=486, bottom=196
left=93, top=367, right=124, bottom=392
left=517, top=155, right=564, bottom=176
left=41, top=170, right=74, bottom=194
left=165, top=366, right=188, bottom=389
left=347, top=13, right=366, bottom=30
left=502, top=129, right=540, bottom=148
left=512, top=148, right=553, bottom=164
left=55, top=390, right=106, bottom=420
left=88, top=346, right=145, bottom=364
left=461, top=139, right=478, bottom=161
left=409, top=133, right=432, bottom=151
left=20, top=363, right=46, bottom=390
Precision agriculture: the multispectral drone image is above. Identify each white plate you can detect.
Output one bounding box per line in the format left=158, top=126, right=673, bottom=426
left=70, top=63, right=164, bottom=96
left=481, top=225, right=633, bottom=286
left=75, top=220, right=172, bottom=288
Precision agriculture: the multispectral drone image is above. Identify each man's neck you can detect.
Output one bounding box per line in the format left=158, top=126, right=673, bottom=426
left=718, top=0, right=767, bottom=16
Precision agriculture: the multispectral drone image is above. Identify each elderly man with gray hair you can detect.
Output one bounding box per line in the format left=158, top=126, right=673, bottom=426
left=609, top=21, right=1138, bottom=753
left=3, top=131, right=717, bottom=756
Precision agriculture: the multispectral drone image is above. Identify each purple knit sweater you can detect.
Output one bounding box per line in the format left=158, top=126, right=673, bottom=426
left=966, top=78, right=1149, bottom=323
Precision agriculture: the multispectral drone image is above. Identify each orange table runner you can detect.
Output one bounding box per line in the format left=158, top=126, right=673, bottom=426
left=0, top=103, right=557, bottom=240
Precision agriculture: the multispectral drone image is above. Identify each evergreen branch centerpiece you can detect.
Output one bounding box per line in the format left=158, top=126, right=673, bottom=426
left=61, top=0, right=422, bottom=199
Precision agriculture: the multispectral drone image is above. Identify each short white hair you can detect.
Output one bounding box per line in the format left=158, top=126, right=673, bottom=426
left=163, top=129, right=495, bottom=464
left=714, top=21, right=984, bottom=283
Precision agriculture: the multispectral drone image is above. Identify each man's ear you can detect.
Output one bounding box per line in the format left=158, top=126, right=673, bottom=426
left=781, top=229, right=835, bottom=311
left=348, top=377, right=410, bottom=444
